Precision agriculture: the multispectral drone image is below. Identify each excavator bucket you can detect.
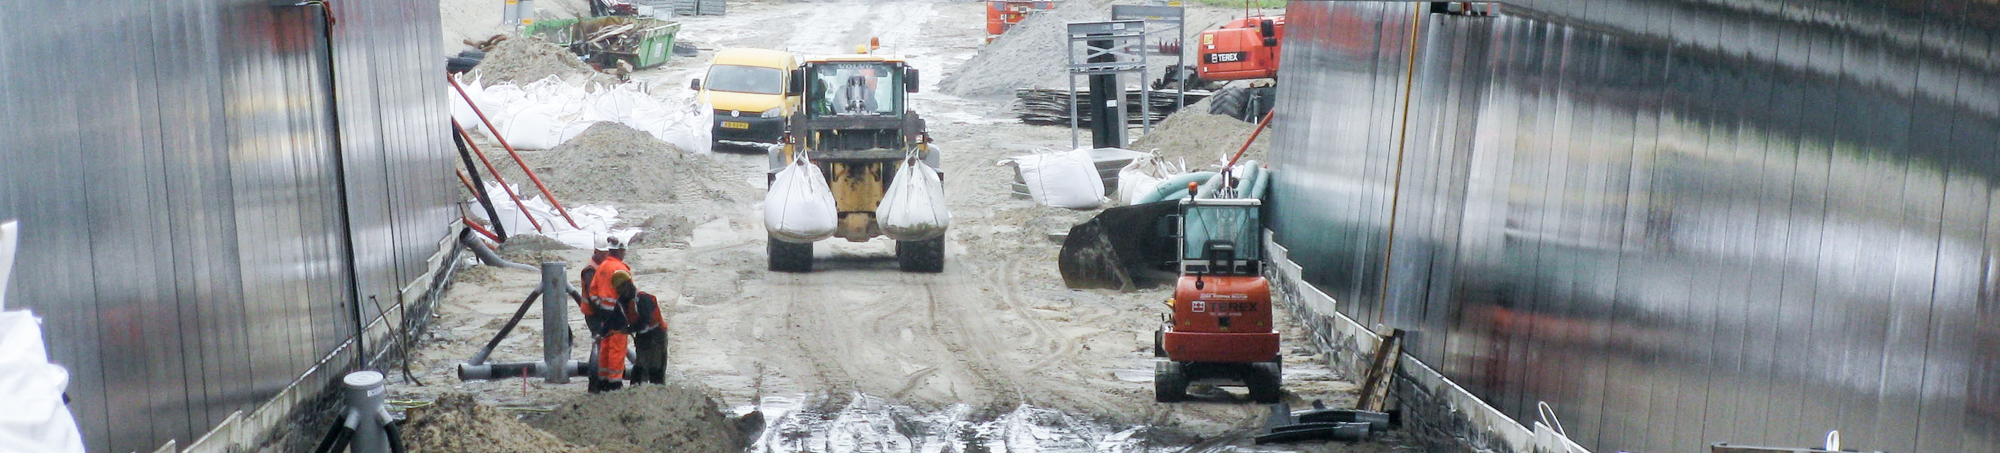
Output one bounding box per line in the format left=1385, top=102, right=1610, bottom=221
left=1058, top=200, right=1181, bottom=290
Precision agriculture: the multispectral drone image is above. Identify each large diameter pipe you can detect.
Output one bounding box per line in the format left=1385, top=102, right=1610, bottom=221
left=457, top=361, right=587, bottom=381
left=540, top=261, right=573, bottom=383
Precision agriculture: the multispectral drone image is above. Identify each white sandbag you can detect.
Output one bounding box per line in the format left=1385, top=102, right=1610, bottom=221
left=0, top=311, right=86, bottom=453
left=1116, top=154, right=1179, bottom=206
left=1009, top=148, right=1107, bottom=209
left=498, top=104, right=567, bottom=150
left=878, top=156, right=950, bottom=241
left=765, top=152, right=837, bottom=242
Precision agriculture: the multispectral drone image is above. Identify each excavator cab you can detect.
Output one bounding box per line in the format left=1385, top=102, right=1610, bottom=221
left=1154, top=197, right=1281, bottom=403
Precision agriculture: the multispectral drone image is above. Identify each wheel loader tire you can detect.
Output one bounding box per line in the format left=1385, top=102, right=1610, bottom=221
left=1155, top=361, right=1188, bottom=403
left=768, top=235, right=814, bottom=272
left=896, top=237, right=945, bottom=273
left=1247, top=361, right=1283, bottom=403
left=1207, top=87, right=1249, bottom=121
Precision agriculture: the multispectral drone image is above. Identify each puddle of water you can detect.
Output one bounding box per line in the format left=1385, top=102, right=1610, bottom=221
left=739, top=393, right=1161, bottom=453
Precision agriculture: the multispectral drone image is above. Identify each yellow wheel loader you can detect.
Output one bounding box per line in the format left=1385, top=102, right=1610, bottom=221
left=766, top=50, right=943, bottom=273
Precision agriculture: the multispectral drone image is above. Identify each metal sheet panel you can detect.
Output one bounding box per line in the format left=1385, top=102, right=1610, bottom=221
left=1272, top=1, right=2000, bottom=451
left=0, top=0, right=454, bottom=450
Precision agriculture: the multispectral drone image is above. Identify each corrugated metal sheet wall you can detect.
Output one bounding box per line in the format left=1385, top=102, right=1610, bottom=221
left=0, top=0, right=455, bottom=451
left=1269, top=1, right=2000, bottom=451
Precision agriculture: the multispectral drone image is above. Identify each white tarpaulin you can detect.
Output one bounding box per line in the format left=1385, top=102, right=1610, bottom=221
left=451, top=75, right=713, bottom=154
left=0, top=310, right=85, bottom=453
left=1003, top=148, right=1107, bottom=209
left=878, top=156, right=950, bottom=241
left=470, top=183, right=639, bottom=249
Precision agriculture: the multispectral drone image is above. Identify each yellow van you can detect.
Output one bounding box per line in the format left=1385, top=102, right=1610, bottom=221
left=691, top=48, right=799, bottom=144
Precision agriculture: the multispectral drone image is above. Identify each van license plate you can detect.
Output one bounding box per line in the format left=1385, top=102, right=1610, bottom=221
left=722, top=121, right=751, bottom=129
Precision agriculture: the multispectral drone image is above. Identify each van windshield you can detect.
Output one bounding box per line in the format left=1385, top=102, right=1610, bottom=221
left=705, top=64, right=784, bottom=94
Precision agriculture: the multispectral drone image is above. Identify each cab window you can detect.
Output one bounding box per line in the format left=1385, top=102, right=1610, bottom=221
left=806, top=63, right=903, bottom=117
left=705, top=64, right=785, bottom=94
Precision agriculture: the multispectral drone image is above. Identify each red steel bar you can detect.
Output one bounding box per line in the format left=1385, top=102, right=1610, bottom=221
left=463, top=217, right=503, bottom=242
left=454, top=119, right=544, bottom=232
left=448, top=75, right=581, bottom=229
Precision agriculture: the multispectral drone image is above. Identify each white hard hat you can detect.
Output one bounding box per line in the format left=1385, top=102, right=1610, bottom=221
left=594, top=234, right=625, bottom=251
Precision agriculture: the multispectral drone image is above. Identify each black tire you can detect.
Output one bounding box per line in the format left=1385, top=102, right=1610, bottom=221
left=768, top=235, right=814, bottom=272
left=1207, top=86, right=1249, bottom=121
left=1155, top=361, right=1188, bottom=403
left=895, top=237, right=945, bottom=273
left=1247, top=361, right=1283, bottom=403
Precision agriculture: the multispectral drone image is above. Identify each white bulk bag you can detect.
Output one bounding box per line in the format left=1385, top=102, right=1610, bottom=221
left=764, top=151, right=837, bottom=243
left=0, top=311, right=86, bottom=453
left=498, top=103, right=568, bottom=150
left=1010, top=148, right=1107, bottom=209
left=1117, top=154, right=1178, bottom=205
left=878, top=155, right=950, bottom=241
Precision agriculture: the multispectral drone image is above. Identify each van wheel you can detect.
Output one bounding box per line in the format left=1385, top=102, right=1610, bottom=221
left=768, top=235, right=814, bottom=272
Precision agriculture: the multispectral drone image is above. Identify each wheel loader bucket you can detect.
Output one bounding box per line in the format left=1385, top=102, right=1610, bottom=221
left=1058, top=200, right=1180, bottom=290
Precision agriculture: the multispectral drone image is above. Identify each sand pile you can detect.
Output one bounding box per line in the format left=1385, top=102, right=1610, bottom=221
left=939, top=0, right=1108, bottom=98
left=1129, top=107, right=1272, bottom=169
left=494, top=122, right=755, bottom=205
left=471, top=36, right=594, bottom=84
left=531, top=382, right=752, bottom=453
left=403, top=393, right=592, bottom=453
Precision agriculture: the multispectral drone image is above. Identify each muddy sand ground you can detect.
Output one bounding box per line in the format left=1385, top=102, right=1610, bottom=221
left=394, top=1, right=1413, bottom=452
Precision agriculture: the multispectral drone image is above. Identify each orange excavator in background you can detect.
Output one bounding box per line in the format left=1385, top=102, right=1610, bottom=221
left=1183, top=14, right=1284, bottom=123
left=985, top=0, right=1059, bottom=43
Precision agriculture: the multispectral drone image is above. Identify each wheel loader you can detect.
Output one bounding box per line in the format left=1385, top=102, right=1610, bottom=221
left=766, top=48, right=945, bottom=273
left=1153, top=194, right=1281, bottom=403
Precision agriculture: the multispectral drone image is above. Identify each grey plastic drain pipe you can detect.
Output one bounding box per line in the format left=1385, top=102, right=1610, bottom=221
left=342, top=371, right=402, bottom=453
left=456, top=261, right=588, bottom=383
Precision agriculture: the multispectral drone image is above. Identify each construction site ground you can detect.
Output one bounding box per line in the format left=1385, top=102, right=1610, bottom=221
left=403, top=1, right=1413, bottom=451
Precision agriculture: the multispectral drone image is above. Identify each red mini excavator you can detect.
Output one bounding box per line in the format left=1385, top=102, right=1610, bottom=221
left=1153, top=191, right=1281, bottom=403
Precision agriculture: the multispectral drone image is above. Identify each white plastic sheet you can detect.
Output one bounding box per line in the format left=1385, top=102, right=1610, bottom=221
left=1005, top=148, right=1107, bottom=209
left=469, top=182, right=639, bottom=249
left=0, top=310, right=85, bottom=453
left=878, top=156, right=950, bottom=241
left=0, top=220, right=15, bottom=309
left=450, top=75, right=713, bottom=153
left=1116, top=154, right=1179, bottom=206
left=765, top=152, right=838, bottom=243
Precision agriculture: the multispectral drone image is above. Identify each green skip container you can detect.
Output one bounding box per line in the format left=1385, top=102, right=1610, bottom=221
left=523, top=16, right=681, bottom=69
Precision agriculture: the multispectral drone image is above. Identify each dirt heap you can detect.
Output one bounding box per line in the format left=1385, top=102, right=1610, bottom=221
left=1128, top=107, right=1271, bottom=170
left=494, top=122, right=756, bottom=205
left=939, top=0, right=1109, bottom=98
left=531, top=382, right=751, bottom=453
left=403, top=393, right=592, bottom=453
left=471, top=36, right=595, bottom=84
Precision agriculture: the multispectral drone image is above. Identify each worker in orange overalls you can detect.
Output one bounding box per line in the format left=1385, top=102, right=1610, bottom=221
left=584, top=235, right=635, bottom=393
